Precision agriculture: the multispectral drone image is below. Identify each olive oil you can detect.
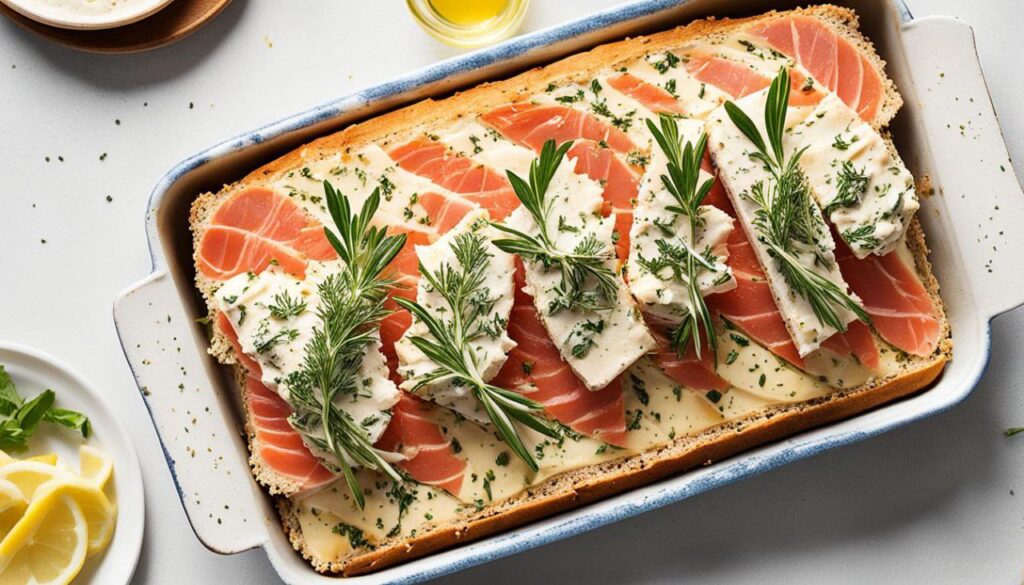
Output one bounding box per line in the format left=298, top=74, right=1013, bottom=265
left=429, top=0, right=510, bottom=26
left=407, top=0, right=529, bottom=48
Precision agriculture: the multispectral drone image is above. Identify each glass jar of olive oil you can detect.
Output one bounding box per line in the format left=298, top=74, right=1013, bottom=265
left=407, top=0, right=530, bottom=48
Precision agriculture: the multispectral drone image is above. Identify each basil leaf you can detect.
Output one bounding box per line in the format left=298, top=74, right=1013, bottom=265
left=15, top=389, right=54, bottom=437
left=44, top=408, right=92, bottom=438
left=0, top=365, right=22, bottom=416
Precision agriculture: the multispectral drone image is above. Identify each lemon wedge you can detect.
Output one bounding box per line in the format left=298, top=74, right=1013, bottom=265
left=78, top=446, right=113, bottom=491
left=0, top=490, right=88, bottom=585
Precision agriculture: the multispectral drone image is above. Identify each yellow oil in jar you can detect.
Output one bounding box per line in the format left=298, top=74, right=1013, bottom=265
left=408, top=0, right=529, bottom=48
left=428, top=0, right=510, bottom=26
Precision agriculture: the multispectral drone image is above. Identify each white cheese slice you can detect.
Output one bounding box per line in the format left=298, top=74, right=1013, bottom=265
left=791, top=92, right=920, bottom=258
left=504, top=158, right=656, bottom=390
left=627, top=117, right=736, bottom=324
left=706, top=90, right=861, bottom=356
left=215, top=266, right=399, bottom=464
left=395, top=209, right=517, bottom=424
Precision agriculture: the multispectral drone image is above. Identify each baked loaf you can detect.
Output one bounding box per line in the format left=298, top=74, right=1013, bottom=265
left=191, top=4, right=950, bottom=576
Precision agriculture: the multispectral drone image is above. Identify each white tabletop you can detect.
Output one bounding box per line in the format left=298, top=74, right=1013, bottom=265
left=1, top=1, right=1021, bottom=583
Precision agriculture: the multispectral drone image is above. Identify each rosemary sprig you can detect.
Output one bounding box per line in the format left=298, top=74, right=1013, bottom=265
left=394, top=231, right=559, bottom=472
left=643, top=114, right=721, bottom=362
left=286, top=182, right=407, bottom=509
left=724, top=68, right=870, bottom=332
left=490, top=139, right=619, bottom=315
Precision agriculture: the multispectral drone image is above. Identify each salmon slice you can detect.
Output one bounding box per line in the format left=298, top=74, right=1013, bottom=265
left=375, top=393, right=467, bottom=495
left=684, top=52, right=823, bottom=106
left=820, top=320, right=881, bottom=371
left=197, top=187, right=337, bottom=280
left=606, top=73, right=685, bottom=114
left=216, top=312, right=334, bottom=492
left=481, top=103, right=638, bottom=155
left=747, top=15, right=885, bottom=121
left=415, top=192, right=477, bottom=233
left=835, top=238, right=940, bottom=357
left=244, top=376, right=335, bottom=490
left=567, top=140, right=640, bottom=260
left=646, top=319, right=729, bottom=391
left=375, top=226, right=471, bottom=491
left=379, top=228, right=432, bottom=377
left=389, top=138, right=521, bottom=220
left=491, top=262, right=628, bottom=447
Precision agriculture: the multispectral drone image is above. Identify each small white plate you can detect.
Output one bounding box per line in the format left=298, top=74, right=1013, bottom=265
left=0, top=0, right=172, bottom=30
left=0, top=341, right=144, bottom=585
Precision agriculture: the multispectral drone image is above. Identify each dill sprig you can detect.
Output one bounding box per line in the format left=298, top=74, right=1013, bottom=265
left=490, top=139, right=618, bottom=314
left=823, top=160, right=870, bottom=215
left=286, top=182, right=407, bottom=509
left=394, top=231, right=559, bottom=472
left=724, top=68, right=870, bottom=332
left=267, top=290, right=307, bottom=319
left=643, top=114, right=721, bottom=362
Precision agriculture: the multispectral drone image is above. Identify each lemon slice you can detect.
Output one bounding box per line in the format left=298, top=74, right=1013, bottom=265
left=0, top=490, right=88, bottom=585
left=0, top=451, right=13, bottom=467
left=78, top=445, right=113, bottom=491
left=25, top=453, right=59, bottom=467
left=0, top=463, right=115, bottom=556
left=0, top=461, right=75, bottom=501
left=56, top=482, right=116, bottom=556
left=0, top=479, right=27, bottom=537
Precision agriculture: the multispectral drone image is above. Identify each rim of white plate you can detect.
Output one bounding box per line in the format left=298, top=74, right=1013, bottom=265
left=0, top=0, right=173, bottom=30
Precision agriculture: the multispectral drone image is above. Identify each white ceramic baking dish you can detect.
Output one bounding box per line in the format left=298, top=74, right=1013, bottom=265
left=113, top=0, right=1024, bottom=582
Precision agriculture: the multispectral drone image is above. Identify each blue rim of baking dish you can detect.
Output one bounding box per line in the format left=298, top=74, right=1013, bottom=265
left=118, top=1, right=1009, bottom=582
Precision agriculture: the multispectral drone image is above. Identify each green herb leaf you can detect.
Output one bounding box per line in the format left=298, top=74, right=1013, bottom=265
left=43, top=408, right=91, bottom=438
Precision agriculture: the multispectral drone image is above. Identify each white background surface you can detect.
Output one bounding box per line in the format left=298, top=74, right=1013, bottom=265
left=1, top=1, right=1021, bottom=583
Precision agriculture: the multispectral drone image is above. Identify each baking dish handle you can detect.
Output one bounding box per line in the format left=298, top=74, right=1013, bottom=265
left=114, top=271, right=268, bottom=554
left=900, top=16, right=1024, bottom=318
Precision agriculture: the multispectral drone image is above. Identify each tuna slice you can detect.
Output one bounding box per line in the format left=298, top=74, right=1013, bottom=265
left=197, top=187, right=337, bottom=280
left=491, top=262, right=628, bottom=447
left=747, top=14, right=885, bottom=121
left=835, top=238, right=940, bottom=357
left=389, top=138, right=520, bottom=220
left=375, top=393, right=467, bottom=495
left=217, top=313, right=334, bottom=492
